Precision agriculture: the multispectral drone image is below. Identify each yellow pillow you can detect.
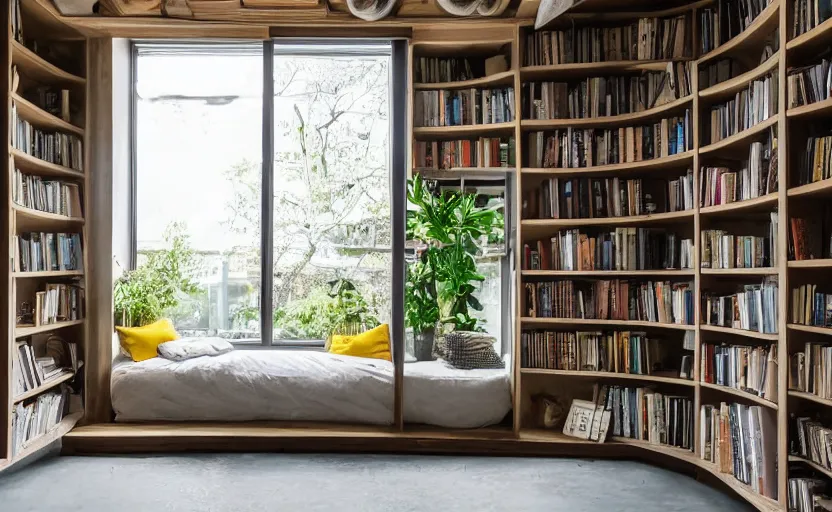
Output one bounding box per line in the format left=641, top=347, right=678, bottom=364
left=328, top=324, right=391, bottom=361
left=116, top=318, right=179, bottom=362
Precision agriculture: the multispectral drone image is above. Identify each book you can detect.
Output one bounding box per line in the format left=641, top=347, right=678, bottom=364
left=13, top=232, right=84, bottom=273
left=11, top=103, right=84, bottom=171
left=790, top=341, right=832, bottom=398
left=706, top=72, right=778, bottom=145
left=701, top=342, right=777, bottom=401
left=700, top=0, right=773, bottom=54
left=701, top=279, right=779, bottom=334
left=791, top=285, right=832, bottom=329
left=15, top=282, right=85, bottom=328
left=415, top=56, right=479, bottom=84
left=798, top=132, right=832, bottom=187
left=11, top=337, right=75, bottom=399
left=792, top=0, right=832, bottom=37
left=413, top=137, right=514, bottom=169
left=789, top=205, right=832, bottom=260
left=789, top=478, right=831, bottom=512
left=12, top=168, right=83, bottom=218
left=787, top=58, right=832, bottom=109
left=414, top=87, right=515, bottom=127
left=10, top=388, right=71, bottom=457
left=699, top=135, right=777, bottom=207
left=699, top=213, right=777, bottom=269
left=608, top=385, right=693, bottom=449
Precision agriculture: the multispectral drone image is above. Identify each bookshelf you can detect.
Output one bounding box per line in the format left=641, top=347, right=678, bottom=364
left=1, top=0, right=87, bottom=469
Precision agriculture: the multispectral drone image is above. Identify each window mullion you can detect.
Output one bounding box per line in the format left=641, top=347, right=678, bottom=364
left=261, top=40, right=275, bottom=346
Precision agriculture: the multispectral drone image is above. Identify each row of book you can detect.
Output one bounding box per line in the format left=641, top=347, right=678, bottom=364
left=11, top=0, right=23, bottom=43
left=20, top=283, right=85, bottom=327
left=701, top=343, right=777, bottom=401
left=699, top=137, right=778, bottom=207
left=12, top=169, right=83, bottom=218
left=11, top=103, right=84, bottom=172
left=789, top=478, right=831, bottom=512
left=608, top=385, right=693, bottom=449
left=791, top=284, right=832, bottom=328
left=702, top=280, right=779, bottom=334
left=11, top=388, right=70, bottom=457
left=521, top=70, right=690, bottom=121
left=699, top=401, right=777, bottom=499
left=12, top=338, right=77, bottom=398
left=413, top=55, right=507, bottom=84
left=413, top=87, right=515, bottom=127
left=789, top=209, right=832, bottom=261
left=523, top=174, right=693, bottom=221
left=521, top=329, right=681, bottom=376
left=522, top=228, right=693, bottom=272
left=792, top=0, right=832, bottom=37
left=788, top=58, right=831, bottom=109
left=700, top=214, right=778, bottom=269
left=798, top=134, right=832, bottom=187
left=793, top=416, right=832, bottom=476
left=13, top=232, right=84, bottom=273
left=525, top=112, right=691, bottom=169
left=789, top=341, right=832, bottom=398
left=523, top=16, right=690, bottom=67
left=413, top=137, right=515, bottom=169
left=699, top=0, right=772, bottom=55
left=706, top=73, right=777, bottom=145
left=523, top=279, right=694, bottom=325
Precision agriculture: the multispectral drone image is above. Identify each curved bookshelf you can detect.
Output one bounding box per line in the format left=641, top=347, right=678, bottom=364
left=521, top=317, right=695, bottom=331
left=787, top=179, right=832, bottom=198
left=787, top=97, right=832, bottom=120
left=787, top=16, right=832, bottom=53
left=521, top=151, right=694, bottom=176
left=521, top=269, right=694, bottom=277
left=699, top=52, right=779, bottom=101
left=11, top=40, right=85, bottom=88
left=520, top=96, right=692, bottom=130
left=698, top=116, right=778, bottom=156
left=698, top=1, right=780, bottom=64
left=700, top=267, right=778, bottom=276
left=521, top=210, right=693, bottom=235
left=788, top=259, right=832, bottom=269
left=12, top=92, right=85, bottom=136
left=699, top=381, right=778, bottom=409
left=699, top=324, right=779, bottom=341
left=15, top=319, right=85, bottom=339
left=13, top=204, right=84, bottom=231
left=521, top=368, right=695, bottom=387
left=10, top=148, right=85, bottom=179
left=788, top=390, right=832, bottom=407
left=413, top=70, right=515, bottom=90
left=413, top=122, right=515, bottom=138
left=13, top=371, right=76, bottom=404
left=519, top=59, right=678, bottom=80
left=699, top=193, right=778, bottom=216
left=789, top=455, right=832, bottom=479
left=9, top=412, right=82, bottom=467
left=788, top=323, right=832, bottom=335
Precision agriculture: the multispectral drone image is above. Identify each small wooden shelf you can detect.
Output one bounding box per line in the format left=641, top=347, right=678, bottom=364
left=13, top=270, right=84, bottom=278
left=699, top=52, right=779, bottom=102
left=521, top=151, right=694, bottom=176
left=698, top=117, right=778, bottom=156
left=520, top=96, right=692, bottom=130
left=413, top=167, right=513, bottom=179
left=788, top=259, right=832, bottom=269
left=518, top=428, right=595, bottom=444
left=699, top=193, right=779, bottom=216
left=520, top=59, right=680, bottom=80
left=788, top=323, right=832, bottom=335
left=412, top=122, right=515, bottom=138
left=11, top=40, right=85, bottom=88
left=521, top=317, right=695, bottom=331
left=788, top=390, right=832, bottom=407
left=522, top=269, right=694, bottom=277
left=13, top=371, right=76, bottom=404
left=13, top=204, right=84, bottom=229
left=521, top=210, right=693, bottom=236
left=787, top=15, right=832, bottom=53
left=698, top=1, right=780, bottom=65
left=521, top=368, right=695, bottom=386
left=787, top=179, right=832, bottom=199
left=699, top=324, right=779, bottom=341
left=10, top=148, right=85, bottom=179
left=789, top=456, right=832, bottom=479
left=700, top=267, right=778, bottom=276
left=787, top=97, right=832, bottom=120
left=413, top=70, right=515, bottom=90
left=699, top=382, right=778, bottom=409
left=12, top=93, right=85, bottom=137
left=10, top=412, right=82, bottom=466
left=15, top=319, right=85, bottom=338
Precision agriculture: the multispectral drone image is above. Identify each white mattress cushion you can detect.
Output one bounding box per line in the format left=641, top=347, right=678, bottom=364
left=157, top=337, right=234, bottom=361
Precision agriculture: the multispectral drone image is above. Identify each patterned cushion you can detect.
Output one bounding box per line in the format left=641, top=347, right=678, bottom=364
left=443, top=331, right=504, bottom=370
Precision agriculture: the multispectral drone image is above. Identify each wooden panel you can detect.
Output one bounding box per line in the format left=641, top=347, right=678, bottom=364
left=1, top=0, right=12, bottom=465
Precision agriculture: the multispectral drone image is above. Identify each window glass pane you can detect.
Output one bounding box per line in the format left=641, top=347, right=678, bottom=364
left=133, top=45, right=262, bottom=338
left=272, top=46, right=391, bottom=341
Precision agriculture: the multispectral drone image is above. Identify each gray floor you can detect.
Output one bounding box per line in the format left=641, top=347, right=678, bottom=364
left=0, top=453, right=750, bottom=511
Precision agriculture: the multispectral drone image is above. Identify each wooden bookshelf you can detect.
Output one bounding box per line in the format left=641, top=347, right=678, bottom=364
left=786, top=179, right=832, bottom=198
left=699, top=193, right=779, bottom=216
left=519, top=95, right=692, bottom=129
left=2, top=0, right=87, bottom=470
left=698, top=116, right=778, bottom=155
left=697, top=0, right=780, bottom=64
left=699, top=52, right=780, bottom=100
left=521, top=150, right=695, bottom=176
left=521, top=368, right=696, bottom=387
left=788, top=455, right=832, bottom=480
left=699, top=381, right=779, bottom=409
left=413, top=70, right=514, bottom=90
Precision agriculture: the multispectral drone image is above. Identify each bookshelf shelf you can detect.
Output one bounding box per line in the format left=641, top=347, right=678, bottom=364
left=698, top=116, right=778, bottom=156
left=520, top=95, right=692, bottom=130
left=413, top=167, right=513, bottom=180
left=786, top=15, right=832, bottom=53
left=786, top=96, right=832, bottom=120
left=518, top=428, right=596, bottom=444
left=788, top=456, right=832, bottom=480
left=10, top=411, right=82, bottom=466
left=521, top=269, right=694, bottom=277
left=12, top=92, right=84, bottom=136
left=698, top=52, right=779, bottom=102
left=787, top=259, right=832, bottom=269
left=520, top=151, right=694, bottom=176
left=521, top=210, right=693, bottom=236
left=698, top=193, right=778, bottom=216
left=521, top=368, right=695, bottom=387
left=413, top=70, right=515, bottom=90
left=13, top=203, right=84, bottom=230
left=519, top=60, right=682, bottom=81
left=10, top=148, right=85, bottom=179
left=11, top=40, right=85, bottom=88
left=788, top=390, right=832, bottom=407
left=520, top=317, right=695, bottom=331
left=699, top=382, right=778, bottom=409
left=697, top=1, right=780, bottom=65
left=699, top=324, right=779, bottom=341
left=15, top=319, right=85, bottom=338
left=412, top=122, right=515, bottom=138
left=700, top=267, right=778, bottom=276
left=13, top=270, right=84, bottom=278
left=12, top=371, right=75, bottom=404
left=787, top=323, right=832, bottom=335
left=786, top=179, right=832, bottom=199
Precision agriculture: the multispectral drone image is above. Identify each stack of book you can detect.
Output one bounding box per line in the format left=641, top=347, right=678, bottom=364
left=789, top=478, right=831, bottom=512
left=699, top=401, right=777, bottom=499
left=522, top=71, right=690, bottom=121
left=413, top=137, right=515, bottom=169
left=792, top=0, right=832, bottom=37
left=13, top=232, right=84, bottom=273
left=11, top=388, right=69, bottom=456
left=700, top=343, right=777, bottom=400
left=523, top=16, right=690, bottom=66
left=414, top=87, right=515, bottom=127
left=791, top=285, right=832, bottom=328
left=12, top=338, right=74, bottom=397
left=608, top=385, right=693, bottom=449
left=798, top=133, right=832, bottom=186
left=790, top=342, right=832, bottom=398
left=702, top=280, right=779, bottom=334
left=12, top=169, right=83, bottom=217
left=525, top=110, right=691, bottom=168
left=19, top=283, right=85, bottom=327
left=789, top=209, right=832, bottom=260
left=11, top=104, right=84, bottom=171
left=523, top=174, right=693, bottom=220
left=707, top=73, right=777, bottom=145
left=34, top=87, right=72, bottom=124
left=414, top=55, right=506, bottom=84
left=699, top=0, right=773, bottom=54
left=522, top=228, right=693, bottom=271
left=793, top=416, right=832, bottom=471
left=699, top=137, right=777, bottom=207
left=700, top=214, right=777, bottom=269
left=700, top=59, right=737, bottom=89
left=788, top=58, right=832, bottom=108
left=523, top=279, right=694, bottom=325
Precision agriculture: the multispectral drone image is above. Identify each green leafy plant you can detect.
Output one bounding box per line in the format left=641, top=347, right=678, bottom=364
left=326, top=278, right=379, bottom=334
left=114, top=223, right=200, bottom=327
left=405, top=259, right=439, bottom=334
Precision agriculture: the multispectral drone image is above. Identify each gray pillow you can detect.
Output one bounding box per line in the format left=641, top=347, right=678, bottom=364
left=157, top=337, right=234, bottom=362
left=443, top=331, right=504, bottom=370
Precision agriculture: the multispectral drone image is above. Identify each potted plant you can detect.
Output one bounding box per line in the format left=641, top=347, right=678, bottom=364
left=405, top=258, right=439, bottom=360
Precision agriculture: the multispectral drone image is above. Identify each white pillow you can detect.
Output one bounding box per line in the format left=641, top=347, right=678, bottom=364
left=157, top=337, right=234, bottom=361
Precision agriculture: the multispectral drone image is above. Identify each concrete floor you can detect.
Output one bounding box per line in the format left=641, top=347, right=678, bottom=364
left=0, top=453, right=750, bottom=511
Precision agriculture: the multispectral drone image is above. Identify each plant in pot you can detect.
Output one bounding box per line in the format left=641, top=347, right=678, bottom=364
left=405, top=258, right=439, bottom=361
